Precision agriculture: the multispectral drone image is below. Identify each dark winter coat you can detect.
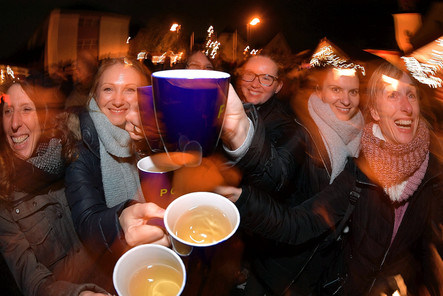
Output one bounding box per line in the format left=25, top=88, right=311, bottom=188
left=0, top=157, right=107, bottom=296
left=236, top=148, right=443, bottom=295
left=236, top=96, right=335, bottom=295
left=64, top=110, right=135, bottom=284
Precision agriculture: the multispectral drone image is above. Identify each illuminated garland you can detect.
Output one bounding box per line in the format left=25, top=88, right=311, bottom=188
left=243, top=46, right=261, bottom=57
left=310, top=45, right=366, bottom=76
left=402, top=38, right=443, bottom=88
left=205, top=26, right=220, bottom=59
left=0, top=66, right=16, bottom=85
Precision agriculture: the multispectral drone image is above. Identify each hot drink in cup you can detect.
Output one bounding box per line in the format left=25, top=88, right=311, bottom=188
left=174, top=205, right=233, bottom=244
left=164, top=192, right=240, bottom=256
left=151, top=70, right=230, bottom=159
left=113, top=244, right=186, bottom=296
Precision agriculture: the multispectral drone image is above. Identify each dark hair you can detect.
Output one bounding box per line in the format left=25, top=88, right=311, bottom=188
left=185, top=50, right=214, bottom=69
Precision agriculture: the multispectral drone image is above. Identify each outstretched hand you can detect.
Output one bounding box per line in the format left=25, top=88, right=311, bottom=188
left=221, top=84, right=250, bottom=150
left=119, top=203, right=170, bottom=247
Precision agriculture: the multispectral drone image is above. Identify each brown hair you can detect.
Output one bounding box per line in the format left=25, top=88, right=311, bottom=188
left=237, top=54, right=284, bottom=78
left=0, top=78, right=77, bottom=200
left=364, top=62, right=421, bottom=123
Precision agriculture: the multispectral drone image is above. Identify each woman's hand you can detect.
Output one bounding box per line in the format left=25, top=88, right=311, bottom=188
left=119, top=203, right=170, bottom=247
left=221, top=84, right=250, bottom=150
left=125, top=101, right=144, bottom=141
left=214, top=185, right=243, bottom=203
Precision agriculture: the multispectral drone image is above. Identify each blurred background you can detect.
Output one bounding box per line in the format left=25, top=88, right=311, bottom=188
left=0, top=0, right=442, bottom=81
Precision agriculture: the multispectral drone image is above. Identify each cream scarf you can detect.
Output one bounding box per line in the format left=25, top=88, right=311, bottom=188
left=308, top=93, right=364, bottom=183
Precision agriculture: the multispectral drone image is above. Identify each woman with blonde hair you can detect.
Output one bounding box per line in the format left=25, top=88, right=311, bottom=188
left=65, top=58, right=171, bottom=291
left=219, top=61, right=443, bottom=295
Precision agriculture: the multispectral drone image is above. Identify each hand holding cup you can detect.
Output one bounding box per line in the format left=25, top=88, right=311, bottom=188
left=119, top=202, right=170, bottom=248
left=221, top=84, right=251, bottom=150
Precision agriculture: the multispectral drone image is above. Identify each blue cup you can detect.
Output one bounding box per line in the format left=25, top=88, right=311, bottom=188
left=151, top=69, right=230, bottom=159
left=137, top=155, right=182, bottom=208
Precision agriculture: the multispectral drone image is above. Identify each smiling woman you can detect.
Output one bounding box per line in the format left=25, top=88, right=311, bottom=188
left=2, top=83, right=42, bottom=160
left=0, top=77, right=110, bottom=295
left=220, top=54, right=365, bottom=294
left=367, top=67, right=421, bottom=145
left=218, top=61, right=443, bottom=295
left=65, top=57, right=171, bottom=292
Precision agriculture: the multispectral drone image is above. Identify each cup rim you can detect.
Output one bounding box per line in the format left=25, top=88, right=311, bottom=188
left=164, top=191, right=240, bottom=247
left=137, top=155, right=182, bottom=174
left=113, top=244, right=186, bottom=296
left=152, top=69, right=230, bottom=79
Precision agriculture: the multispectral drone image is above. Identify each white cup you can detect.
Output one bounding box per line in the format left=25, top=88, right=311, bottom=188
left=164, top=191, right=240, bottom=256
left=113, top=244, right=186, bottom=296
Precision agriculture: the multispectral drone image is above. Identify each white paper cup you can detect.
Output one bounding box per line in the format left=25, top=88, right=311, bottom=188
left=164, top=191, right=240, bottom=256
left=113, top=244, right=186, bottom=296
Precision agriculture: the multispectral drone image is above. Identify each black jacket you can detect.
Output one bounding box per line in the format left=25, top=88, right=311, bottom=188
left=236, top=96, right=334, bottom=295
left=236, top=148, right=443, bottom=296
left=64, top=110, right=134, bottom=276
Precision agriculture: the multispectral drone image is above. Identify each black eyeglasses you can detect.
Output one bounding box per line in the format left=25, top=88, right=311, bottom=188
left=240, top=71, right=278, bottom=87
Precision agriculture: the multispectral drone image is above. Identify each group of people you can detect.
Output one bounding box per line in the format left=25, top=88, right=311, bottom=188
left=1, top=42, right=443, bottom=296
left=218, top=54, right=443, bottom=296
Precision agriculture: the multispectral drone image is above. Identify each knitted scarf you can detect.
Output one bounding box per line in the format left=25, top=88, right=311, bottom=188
left=361, top=121, right=430, bottom=202
left=12, top=138, right=64, bottom=195
left=308, top=93, right=364, bottom=183
left=88, top=99, right=143, bottom=208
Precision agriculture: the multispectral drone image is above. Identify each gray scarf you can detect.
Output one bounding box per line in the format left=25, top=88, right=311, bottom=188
left=88, top=99, right=143, bottom=207
left=308, top=93, right=364, bottom=183
left=28, top=138, right=64, bottom=176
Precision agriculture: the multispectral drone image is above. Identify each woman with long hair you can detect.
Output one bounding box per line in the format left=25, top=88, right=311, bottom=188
left=0, top=76, right=109, bottom=296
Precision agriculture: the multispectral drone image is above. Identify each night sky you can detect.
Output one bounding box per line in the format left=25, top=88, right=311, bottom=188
left=0, top=0, right=435, bottom=61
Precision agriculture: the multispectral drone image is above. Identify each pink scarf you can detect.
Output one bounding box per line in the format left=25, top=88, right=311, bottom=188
left=361, top=120, right=430, bottom=188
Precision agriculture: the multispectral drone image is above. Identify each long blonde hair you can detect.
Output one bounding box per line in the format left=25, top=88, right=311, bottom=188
left=88, top=57, right=151, bottom=105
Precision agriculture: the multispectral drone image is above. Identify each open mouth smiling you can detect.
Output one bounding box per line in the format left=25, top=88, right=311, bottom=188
left=12, top=135, right=29, bottom=144
left=109, top=108, right=127, bottom=113
left=394, top=119, right=412, bottom=129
